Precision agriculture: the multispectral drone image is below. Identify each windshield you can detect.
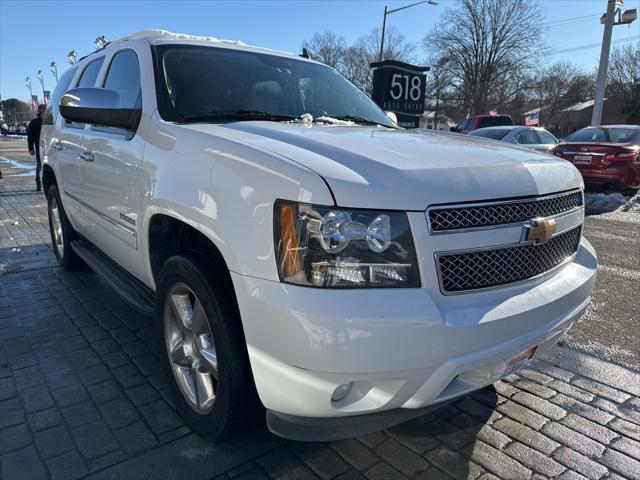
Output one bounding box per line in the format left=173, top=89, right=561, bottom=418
left=470, top=128, right=510, bottom=140
left=154, top=44, right=395, bottom=127
left=566, top=127, right=640, bottom=143
left=478, top=116, right=513, bottom=128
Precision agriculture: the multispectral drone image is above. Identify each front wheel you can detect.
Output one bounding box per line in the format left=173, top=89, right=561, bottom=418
left=156, top=255, right=257, bottom=440
left=46, top=185, right=81, bottom=269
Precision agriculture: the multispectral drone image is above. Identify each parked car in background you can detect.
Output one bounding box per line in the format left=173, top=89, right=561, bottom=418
left=451, top=114, right=513, bottom=134
left=551, top=125, right=640, bottom=193
left=470, top=126, right=559, bottom=153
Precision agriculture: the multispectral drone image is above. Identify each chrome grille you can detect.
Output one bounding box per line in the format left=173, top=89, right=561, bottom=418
left=429, top=191, right=583, bottom=232
left=437, top=227, right=582, bottom=293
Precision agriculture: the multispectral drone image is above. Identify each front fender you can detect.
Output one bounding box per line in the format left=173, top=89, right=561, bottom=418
left=139, top=119, right=334, bottom=288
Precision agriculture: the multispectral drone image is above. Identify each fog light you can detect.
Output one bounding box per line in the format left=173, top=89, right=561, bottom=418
left=331, top=382, right=352, bottom=402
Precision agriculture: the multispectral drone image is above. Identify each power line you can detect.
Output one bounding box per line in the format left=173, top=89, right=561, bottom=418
left=550, top=35, right=639, bottom=55
left=544, top=13, right=601, bottom=27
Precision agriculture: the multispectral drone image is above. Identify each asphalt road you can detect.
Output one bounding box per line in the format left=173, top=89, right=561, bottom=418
left=1, top=137, right=638, bottom=368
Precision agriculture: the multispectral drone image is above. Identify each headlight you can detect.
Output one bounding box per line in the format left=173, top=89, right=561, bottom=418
left=275, top=200, right=420, bottom=288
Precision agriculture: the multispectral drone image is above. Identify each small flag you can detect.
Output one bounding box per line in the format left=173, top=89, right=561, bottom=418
left=525, top=112, right=540, bottom=126
left=465, top=112, right=470, bottom=120
left=31, top=95, right=39, bottom=112
left=489, top=107, right=497, bottom=116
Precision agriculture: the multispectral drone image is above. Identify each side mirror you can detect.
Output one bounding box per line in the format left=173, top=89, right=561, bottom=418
left=60, top=88, right=141, bottom=131
left=450, top=126, right=459, bottom=132
left=385, top=111, right=398, bottom=125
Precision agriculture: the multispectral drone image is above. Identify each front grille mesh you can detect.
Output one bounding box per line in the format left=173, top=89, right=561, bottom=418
left=438, top=227, right=582, bottom=293
left=429, top=191, right=583, bottom=232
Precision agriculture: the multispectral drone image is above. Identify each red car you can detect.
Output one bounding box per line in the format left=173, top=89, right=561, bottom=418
left=551, top=125, right=640, bottom=193
left=451, top=114, right=513, bottom=134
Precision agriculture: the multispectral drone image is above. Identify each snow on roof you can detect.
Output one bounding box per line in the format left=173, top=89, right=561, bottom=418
left=109, top=29, right=295, bottom=57
left=562, top=98, right=607, bottom=112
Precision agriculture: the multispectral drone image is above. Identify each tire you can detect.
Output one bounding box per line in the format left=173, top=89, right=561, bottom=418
left=155, top=255, right=257, bottom=440
left=46, top=184, right=81, bottom=269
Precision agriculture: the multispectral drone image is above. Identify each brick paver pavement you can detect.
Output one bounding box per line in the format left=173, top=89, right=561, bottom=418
left=1, top=140, right=639, bottom=480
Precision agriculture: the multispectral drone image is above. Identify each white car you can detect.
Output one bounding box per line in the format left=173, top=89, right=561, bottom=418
left=469, top=126, right=559, bottom=153
left=42, top=30, right=597, bottom=441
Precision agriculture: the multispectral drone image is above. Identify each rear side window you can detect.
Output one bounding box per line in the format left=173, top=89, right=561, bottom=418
left=470, top=128, right=509, bottom=140
left=77, top=57, right=105, bottom=88
left=44, top=66, right=78, bottom=125
left=103, top=50, right=141, bottom=109
left=566, top=127, right=639, bottom=143
left=479, top=116, right=513, bottom=128
left=516, top=130, right=539, bottom=144
left=536, top=130, right=557, bottom=145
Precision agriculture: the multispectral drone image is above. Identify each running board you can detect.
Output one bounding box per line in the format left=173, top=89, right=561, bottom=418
left=71, top=239, right=155, bottom=316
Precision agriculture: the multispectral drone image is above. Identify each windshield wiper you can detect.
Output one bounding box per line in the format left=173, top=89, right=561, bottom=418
left=181, top=109, right=298, bottom=123
left=327, top=115, right=392, bottom=127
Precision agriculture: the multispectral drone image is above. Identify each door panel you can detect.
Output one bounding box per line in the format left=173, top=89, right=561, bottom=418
left=55, top=124, right=92, bottom=236
left=79, top=129, right=145, bottom=255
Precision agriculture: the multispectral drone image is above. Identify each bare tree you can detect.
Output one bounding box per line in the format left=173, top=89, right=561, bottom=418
left=302, top=31, right=347, bottom=69
left=425, top=0, right=546, bottom=114
left=608, top=42, right=640, bottom=122
left=532, top=61, right=584, bottom=123
left=424, top=56, right=455, bottom=129
left=609, top=43, right=640, bottom=90
left=302, top=27, right=415, bottom=93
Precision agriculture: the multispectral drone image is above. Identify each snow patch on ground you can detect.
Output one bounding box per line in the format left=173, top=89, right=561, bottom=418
left=584, top=191, right=639, bottom=213
left=621, top=191, right=640, bottom=212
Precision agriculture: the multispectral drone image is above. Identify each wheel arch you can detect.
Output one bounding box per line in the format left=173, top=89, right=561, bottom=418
left=146, top=212, right=236, bottom=291
left=42, top=164, right=57, bottom=194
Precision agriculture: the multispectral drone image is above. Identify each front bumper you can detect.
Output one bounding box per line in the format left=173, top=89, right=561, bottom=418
left=231, top=238, right=596, bottom=437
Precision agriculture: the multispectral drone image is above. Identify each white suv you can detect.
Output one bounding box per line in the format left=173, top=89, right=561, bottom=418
left=42, top=30, right=597, bottom=441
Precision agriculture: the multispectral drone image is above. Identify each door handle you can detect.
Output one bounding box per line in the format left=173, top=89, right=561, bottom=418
left=79, top=151, right=94, bottom=162
left=52, top=141, right=63, bottom=151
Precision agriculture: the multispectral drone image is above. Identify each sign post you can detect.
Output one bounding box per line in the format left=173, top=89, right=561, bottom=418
left=370, top=60, right=429, bottom=129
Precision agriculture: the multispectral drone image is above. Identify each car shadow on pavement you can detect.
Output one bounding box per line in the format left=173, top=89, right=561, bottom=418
left=0, top=231, right=498, bottom=479
left=257, top=387, right=500, bottom=479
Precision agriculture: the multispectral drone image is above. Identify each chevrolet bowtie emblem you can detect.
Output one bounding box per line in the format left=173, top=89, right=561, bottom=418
left=525, top=217, right=557, bottom=245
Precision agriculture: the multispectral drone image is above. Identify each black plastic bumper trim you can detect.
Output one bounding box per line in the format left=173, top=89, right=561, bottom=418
left=266, top=398, right=458, bottom=442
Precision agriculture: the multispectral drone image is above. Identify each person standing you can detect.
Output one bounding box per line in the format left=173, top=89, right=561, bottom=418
left=27, top=104, right=47, bottom=191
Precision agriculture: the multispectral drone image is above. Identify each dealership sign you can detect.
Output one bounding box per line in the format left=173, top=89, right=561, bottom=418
left=370, top=60, right=429, bottom=129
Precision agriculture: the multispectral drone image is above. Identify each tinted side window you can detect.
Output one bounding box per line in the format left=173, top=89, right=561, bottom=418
left=77, top=57, right=105, bottom=88
left=44, top=66, right=78, bottom=125
left=471, top=128, right=509, bottom=140
left=536, top=130, right=557, bottom=144
left=480, top=116, right=512, bottom=128
left=103, top=50, right=141, bottom=108
left=516, top=130, right=539, bottom=144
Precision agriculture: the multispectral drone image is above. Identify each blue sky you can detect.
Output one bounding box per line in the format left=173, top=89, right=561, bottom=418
left=1, top=0, right=639, bottom=103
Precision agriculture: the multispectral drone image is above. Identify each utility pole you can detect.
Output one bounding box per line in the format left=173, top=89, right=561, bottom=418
left=379, top=6, right=388, bottom=62
left=37, top=70, right=46, bottom=101
left=378, top=1, right=437, bottom=61
left=592, top=0, right=616, bottom=126
left=591, top=0, right=638, bottom=125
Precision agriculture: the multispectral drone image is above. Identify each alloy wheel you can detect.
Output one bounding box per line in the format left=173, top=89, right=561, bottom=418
left=50, top=196, right=64, bottom=258
left=164, top=283, right=219, bottom=414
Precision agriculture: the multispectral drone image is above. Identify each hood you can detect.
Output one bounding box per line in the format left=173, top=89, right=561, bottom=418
left=184, top=122, right=583, bottom=210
